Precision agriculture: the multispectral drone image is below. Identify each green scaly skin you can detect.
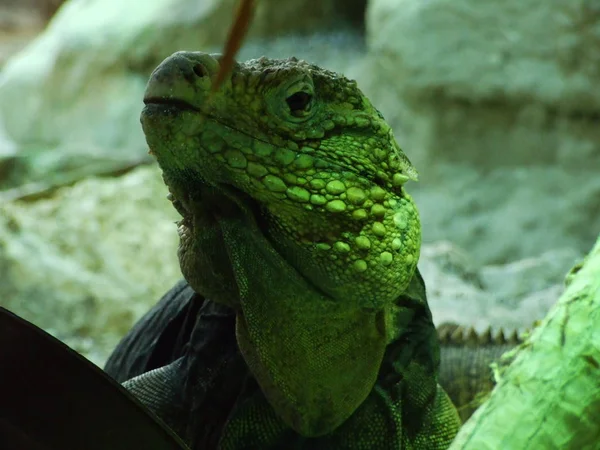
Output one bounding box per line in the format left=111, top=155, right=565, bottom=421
left=140, top=51, right=460, bottom=448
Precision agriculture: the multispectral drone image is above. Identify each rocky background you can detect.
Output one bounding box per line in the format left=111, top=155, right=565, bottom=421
left=0, top=0, right=597, bottom=366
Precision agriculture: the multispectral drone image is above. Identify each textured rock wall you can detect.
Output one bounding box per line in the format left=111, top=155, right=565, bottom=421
left=360, top=0, right=600, bottom=263
left=365, top=0, right=600, bottom=169
left=0, top=166, right=180, bottom=364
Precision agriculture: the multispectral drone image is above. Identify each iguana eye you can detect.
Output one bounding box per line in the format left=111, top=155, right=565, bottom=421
left=286, top=91, right=313, bottom=117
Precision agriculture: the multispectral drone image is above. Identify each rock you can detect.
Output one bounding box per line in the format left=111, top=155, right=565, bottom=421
left=480, top=247, right=581, bottom=307
left=420, top=255, right=498, bottom=332
left=360, top=0, right=600, bottom=262
left=420, top=240, right=482, bottom=288
left=0, top=0, right=362, bottom=190
left=0, top=165, right=181, bottom=365
left=411, top=165, right=599, bottom=264
left=365, top=0, right=600, bottom=170
left=419, top=241, right=573, bottom=333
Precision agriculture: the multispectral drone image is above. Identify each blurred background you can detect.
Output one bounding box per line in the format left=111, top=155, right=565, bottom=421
left=0, top=0, right=598, bottom=365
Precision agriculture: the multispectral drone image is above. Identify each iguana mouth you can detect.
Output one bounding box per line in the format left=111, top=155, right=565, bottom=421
left=143, top=97, right=201, bottom=113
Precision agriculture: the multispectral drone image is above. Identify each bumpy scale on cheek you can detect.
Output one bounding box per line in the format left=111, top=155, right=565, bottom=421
left=266, top=173, right=422, bottom=309
left=195, top=122, right=422, bottom=308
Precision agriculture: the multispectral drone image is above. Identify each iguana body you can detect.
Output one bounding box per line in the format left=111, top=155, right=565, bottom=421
left=105, top=51, right=506, bottom=449
left=436, top=324, right=520, bottom=422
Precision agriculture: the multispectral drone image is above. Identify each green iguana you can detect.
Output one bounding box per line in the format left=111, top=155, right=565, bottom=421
left=104, top=51, right=519, bottom=449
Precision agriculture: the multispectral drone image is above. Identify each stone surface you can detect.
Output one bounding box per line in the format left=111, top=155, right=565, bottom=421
left=479, top=247, right=582, bottom=307
left=419, top=242, right=571, bottom=333
left=365, top=0, right=600, bottom=169
left=360, top=0, right=600, bottom=263
left=0, top=165, right=181, bottom=365
left=411, top=165, right=599, bottom=264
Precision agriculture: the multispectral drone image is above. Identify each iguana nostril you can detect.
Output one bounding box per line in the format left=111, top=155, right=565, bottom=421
left=193, top=63, right=208, bottom=78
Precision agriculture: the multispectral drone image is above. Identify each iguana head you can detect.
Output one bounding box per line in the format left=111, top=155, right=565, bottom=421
left=141, top=51, right=422, bottom=436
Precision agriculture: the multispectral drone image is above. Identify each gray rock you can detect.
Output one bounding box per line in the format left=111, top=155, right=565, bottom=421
left=365, top=0, right=600, bottom=170
left=420, top=241, right=483, bottom=288
left=361, top=0, right=600, bottom=263
left=420, top=242, right=572, bottom=333
left=0, top=165, right=181, bottom=365
left=411, top=165, right=599, bottom=264
left=480, top=247, right=580, bottom=307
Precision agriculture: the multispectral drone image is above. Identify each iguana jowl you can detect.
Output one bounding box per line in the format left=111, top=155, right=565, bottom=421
left=106, top=51, right=482, bottom=449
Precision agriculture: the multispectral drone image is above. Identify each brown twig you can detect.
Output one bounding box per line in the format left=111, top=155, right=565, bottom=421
left=211, top=0, right=256, bottom=93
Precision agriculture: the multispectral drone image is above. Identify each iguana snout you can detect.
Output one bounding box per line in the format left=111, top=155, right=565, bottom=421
left=144, top=51, right=220, bottom=111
